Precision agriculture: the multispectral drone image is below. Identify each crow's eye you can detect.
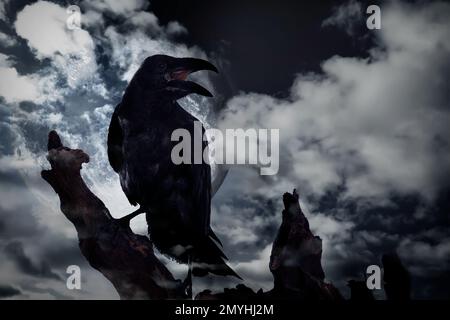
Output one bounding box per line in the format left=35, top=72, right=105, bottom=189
left=157, top=63, right=165, bottom=71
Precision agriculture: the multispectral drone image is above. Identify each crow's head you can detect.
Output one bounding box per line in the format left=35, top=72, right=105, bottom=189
left=133, top=54, right=218, bottom=99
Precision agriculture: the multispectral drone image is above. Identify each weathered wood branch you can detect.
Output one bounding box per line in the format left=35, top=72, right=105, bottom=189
left=41, top=131, right=185, bottom=299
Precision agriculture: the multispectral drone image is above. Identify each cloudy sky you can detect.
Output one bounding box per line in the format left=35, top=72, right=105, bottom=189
left=0, top=0, right=449, bottom=299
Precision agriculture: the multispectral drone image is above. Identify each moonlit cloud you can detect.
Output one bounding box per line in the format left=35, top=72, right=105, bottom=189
left=15, top=1, right=98, bottom=88
left=83, top=0, right=148, bottom=17
left=15, top=1, right=93, bottom=59
left=0, top=31, right=17, bottom=47
left=0, top=1, right=9, bottom=22
left=0, top=62, right=40, bottom=103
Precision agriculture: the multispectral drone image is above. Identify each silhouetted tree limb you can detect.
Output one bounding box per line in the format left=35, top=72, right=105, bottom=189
left=41, top=131, right=185, bottom=299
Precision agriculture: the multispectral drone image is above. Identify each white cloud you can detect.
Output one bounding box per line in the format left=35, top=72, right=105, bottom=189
left=308, top=213, right=354, bottom=242
left=0, top=31, right=17, bottom=47
left=0, top=65, right=39, bottom=103
left=0, top=0, right=9, bottom=22
left=166, top=21, right=188, bottom=35
left=0, top=53, right=63, bottom=104
left=213, top=204, right=260, bottom=245
left=233, top=244, right=273, bottom=291
left=83, top=0, right=147, bottom=17
left=322, top=0, right=363, bottom=36
left=128, top=11, right=161, bottom=31
left=0, top=52, right=11, bottom=67
left=15, top=1, right=93, bottom=58
left=14, top=1, right=98, bottom=88
left=382, top=2, right=450, bottom=53
left=398, top=237, right=450, bottom=277
left=292, top=149, right=341, bottom=195
left=219, top=1, right=450, bottom=205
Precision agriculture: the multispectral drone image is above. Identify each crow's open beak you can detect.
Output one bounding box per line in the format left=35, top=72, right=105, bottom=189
left=166, top=57, right=218, bottom=98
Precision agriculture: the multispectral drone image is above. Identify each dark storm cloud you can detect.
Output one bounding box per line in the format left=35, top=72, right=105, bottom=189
left=0, top=172, right=44, bottom=239
left=19, top=282, right=72, bottom=300
left=0, top=194, right=88, bottom=270
left=0, top=205, right=40, bottom=240
left=0, top=284, right=21, bottom=298
left=0, top=122, right=16, bottom=155
left=4, top=241, right=61, bottom=280
left=0, top=172, right=88, bottom=283
left=212, top=171, right=280, bottom=258
left=40, top=238, right=89, bottom=270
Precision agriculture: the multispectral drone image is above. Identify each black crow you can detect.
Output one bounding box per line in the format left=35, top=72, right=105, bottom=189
left=107, top=55, right=241, bottom=290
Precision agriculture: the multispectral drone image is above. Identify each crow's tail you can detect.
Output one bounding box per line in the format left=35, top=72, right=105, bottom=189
left=192, top=231, right=242, bottom=280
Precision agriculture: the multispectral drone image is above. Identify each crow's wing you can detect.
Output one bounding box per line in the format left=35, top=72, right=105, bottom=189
left=164, top=106, right=213, bottom=239
left=182, top=113, right=223, bottom=247
left=107, top=104, right=123, bottom=173
left=191, top=127, right=212, bottom=238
